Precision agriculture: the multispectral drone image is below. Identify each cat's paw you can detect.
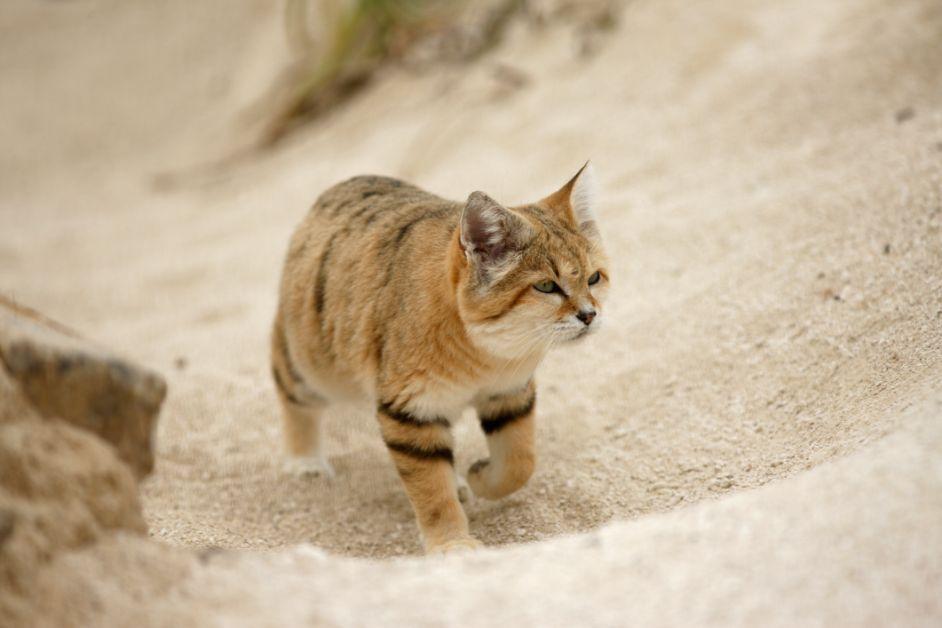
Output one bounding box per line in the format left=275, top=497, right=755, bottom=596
left=427, top=537, right=483, bottom=555
left=283, top=455, right=335, bottom=479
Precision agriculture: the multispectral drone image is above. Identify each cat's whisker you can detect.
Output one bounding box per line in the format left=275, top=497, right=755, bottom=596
left=498, top=323, right=554, bottom=368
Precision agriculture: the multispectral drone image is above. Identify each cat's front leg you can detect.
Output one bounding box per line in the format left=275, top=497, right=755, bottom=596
left=377, top=402, right=481, bottom=554
left=468, top=380, right=537, bottom=500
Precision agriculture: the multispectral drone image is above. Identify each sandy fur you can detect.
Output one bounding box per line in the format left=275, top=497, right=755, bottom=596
left=272, top=169, right=608, bottom=550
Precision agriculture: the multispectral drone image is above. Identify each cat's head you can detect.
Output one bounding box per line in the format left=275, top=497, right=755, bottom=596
left=454, top=163, right=610, bottom=360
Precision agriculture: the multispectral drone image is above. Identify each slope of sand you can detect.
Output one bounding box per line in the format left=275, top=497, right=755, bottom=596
left=1, top=0, right=940, bottom=624
left=29, top=392, right=942, bottom=626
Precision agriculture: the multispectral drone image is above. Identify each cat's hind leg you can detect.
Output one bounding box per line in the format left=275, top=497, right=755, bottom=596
left=278, top=395, right=334, bottom=478
left=272, top=323, right=334, bottom=478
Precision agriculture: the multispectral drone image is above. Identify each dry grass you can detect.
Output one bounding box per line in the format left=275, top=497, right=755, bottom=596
left=262, top=0, right=522, bottom=146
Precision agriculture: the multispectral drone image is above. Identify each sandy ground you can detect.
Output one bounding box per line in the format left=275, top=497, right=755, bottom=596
left=33, top=391, right=941, bottom=626
left=1, top=0, right=941, bottom=623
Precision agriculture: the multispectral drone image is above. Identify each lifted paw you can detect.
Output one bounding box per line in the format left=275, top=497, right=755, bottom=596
left=283, top=455, right=335, bottom=479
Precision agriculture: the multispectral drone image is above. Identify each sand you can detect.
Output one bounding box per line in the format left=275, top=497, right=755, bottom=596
left=1, top=0, right=940, bottom=624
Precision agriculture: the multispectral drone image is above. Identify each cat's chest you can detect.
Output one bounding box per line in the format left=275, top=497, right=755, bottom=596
left=474, top=361, right=539, bottom=399
left=408, top=357, right=540, bottom=419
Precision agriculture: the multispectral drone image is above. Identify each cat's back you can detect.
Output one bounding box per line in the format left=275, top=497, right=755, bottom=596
left=291, top=174, right=456, bottom=251
left=276, top=175, right=463, bottom=393
left=284, top=174, right=461, bottom=278
left=314, top=174, right=427, bottom=220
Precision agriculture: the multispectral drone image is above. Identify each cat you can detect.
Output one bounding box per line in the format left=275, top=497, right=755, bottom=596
left=271, top=164, right=609, bottom=553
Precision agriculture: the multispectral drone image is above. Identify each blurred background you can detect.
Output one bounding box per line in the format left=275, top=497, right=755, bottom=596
left=1, top=0, right=941, bottom=625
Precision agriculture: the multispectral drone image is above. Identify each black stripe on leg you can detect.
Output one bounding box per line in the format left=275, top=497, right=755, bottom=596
left=272, top=367, right=305, bottom=406
left=378, top=401, right=450, bottom=428
left=384, top=440, right=454, bottom=464
left=273, top=323, right=325, bottom=405
left=480, top=395, right=535, bottom=434
left=276, top=325, right=307, bottom=387
left=284, top=354, right=306, bottom=386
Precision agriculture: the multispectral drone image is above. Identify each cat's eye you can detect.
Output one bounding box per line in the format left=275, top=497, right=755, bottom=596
left=533, top=280, right=559, bottom=294
left=588, top=271, right=601, bottom=285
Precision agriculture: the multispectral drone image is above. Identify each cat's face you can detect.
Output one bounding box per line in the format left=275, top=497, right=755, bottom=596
left=456, top=164, right=610, bottom=361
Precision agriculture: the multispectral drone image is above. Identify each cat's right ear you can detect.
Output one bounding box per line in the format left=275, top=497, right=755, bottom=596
left=460, top=191, right=532, bottom=273
left=540, top=162, right=599, bottom=238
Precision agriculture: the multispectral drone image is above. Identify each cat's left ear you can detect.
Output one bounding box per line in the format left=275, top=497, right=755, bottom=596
left=460, top=191, right=533, bottom=276
left=540, top=162, right=599, bottom=236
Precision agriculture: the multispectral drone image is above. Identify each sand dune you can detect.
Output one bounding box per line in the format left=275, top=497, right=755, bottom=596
left=1, top=0, right=940, bottom=624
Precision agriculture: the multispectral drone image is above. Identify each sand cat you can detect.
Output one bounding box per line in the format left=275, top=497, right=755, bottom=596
left=271, top=164, right=609, bottom=553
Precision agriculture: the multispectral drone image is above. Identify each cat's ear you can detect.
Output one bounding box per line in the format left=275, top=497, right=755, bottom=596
left=541, top=162, right=599, bottom=236
left=460, top=191, right=532, bottom=272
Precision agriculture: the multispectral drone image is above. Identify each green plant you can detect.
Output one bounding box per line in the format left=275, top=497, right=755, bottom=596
left=264, top=0, right=459, bottom=145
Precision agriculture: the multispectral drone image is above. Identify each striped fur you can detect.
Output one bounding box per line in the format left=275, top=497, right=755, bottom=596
left=384, top=440, right=454, bottom=464
left=469, top=379, right=538, bottom=499
left=271, top=166, right=609, bottom=553
left=480, top=393, right=536, bottom=434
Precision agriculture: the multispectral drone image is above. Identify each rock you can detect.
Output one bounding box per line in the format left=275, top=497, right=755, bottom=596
left=0, top=419, right=146, bottom=622
left=0, top=298, right=163, bottom=628
left=0, top=296, right=167, bottom=478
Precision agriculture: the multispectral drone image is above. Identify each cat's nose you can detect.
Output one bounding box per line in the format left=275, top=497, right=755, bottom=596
left=576, top=309, right=596, bottom=326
